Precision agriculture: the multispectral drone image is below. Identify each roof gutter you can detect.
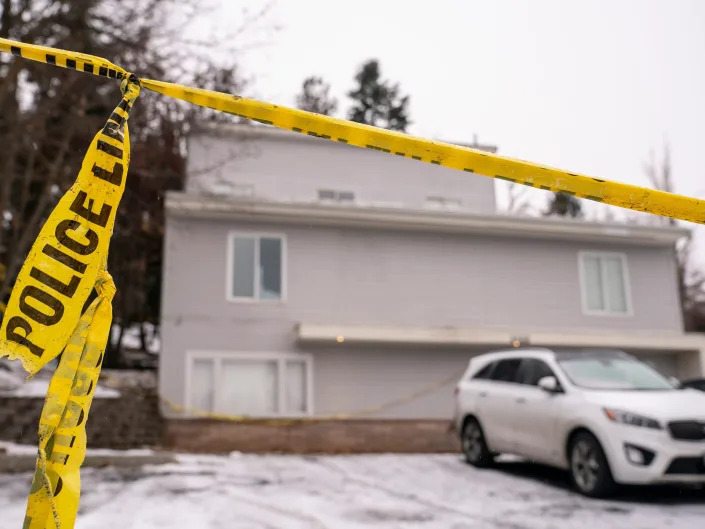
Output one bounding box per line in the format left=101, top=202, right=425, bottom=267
left=165, top=192, right=688, bottom=246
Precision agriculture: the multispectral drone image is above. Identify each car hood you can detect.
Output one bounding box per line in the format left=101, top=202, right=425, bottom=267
left=581, top=388, right=705, bottom=422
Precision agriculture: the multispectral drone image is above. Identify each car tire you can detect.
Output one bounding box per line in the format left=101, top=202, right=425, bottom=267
left=461, top=418, right=494, bottom=467
left=568, top=431, right=616, bottom=498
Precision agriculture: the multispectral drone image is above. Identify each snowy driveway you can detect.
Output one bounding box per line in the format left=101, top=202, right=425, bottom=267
left=1, top=453, right=703, bottom=528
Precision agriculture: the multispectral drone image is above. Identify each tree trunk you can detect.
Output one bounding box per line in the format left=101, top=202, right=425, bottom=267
left=139, top=321, right=148, bottom=352
left=104, top=322, right=125, bottom=369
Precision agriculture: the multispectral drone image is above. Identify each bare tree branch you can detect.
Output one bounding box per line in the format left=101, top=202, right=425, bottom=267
left=0, top=119, right=76, bottom=301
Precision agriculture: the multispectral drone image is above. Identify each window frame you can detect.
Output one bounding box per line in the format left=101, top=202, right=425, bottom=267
left=578, top=251, right=633, bottom=317
left=226, top=232, right=287, bottom=303
left=185, top=351, right=314, bottom=418
left=425, top=196, right=462, bottom=211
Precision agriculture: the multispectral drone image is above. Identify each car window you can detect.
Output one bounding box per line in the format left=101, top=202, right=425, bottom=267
left=557, top=357, right=674, bottom=390
left=516, top=358, right=556, bottom=386
left=472, top=361, right=496, bottom=380
left=684, top=380, right=705, bottom=391
left=489, top=359, right=522, bottom=382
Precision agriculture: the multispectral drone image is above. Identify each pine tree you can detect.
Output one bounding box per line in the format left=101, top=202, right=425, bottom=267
left=347, top=59, right=410, bottom=132
left=296, top=76, right=337, bottom=116
left=544, top=192, right=582, bottom=218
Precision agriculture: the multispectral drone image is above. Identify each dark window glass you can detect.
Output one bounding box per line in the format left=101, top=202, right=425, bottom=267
left=682, top=380, right=705, bottom=391
left=472, top=362, right=496, bottom=380
left=516, top=359, right=556, bottom=386
left=259, top=237, right=282, bottom=300
left=490, top=359, right=522, bottom=382
left=232, top=237, right=255, bottom=298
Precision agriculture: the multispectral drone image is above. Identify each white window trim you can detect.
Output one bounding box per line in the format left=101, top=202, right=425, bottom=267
left=184, top=350, right=314, bottom=418
left=225, top=231, right=287, bottom=303
left=578, top=251, right=633, bottom=317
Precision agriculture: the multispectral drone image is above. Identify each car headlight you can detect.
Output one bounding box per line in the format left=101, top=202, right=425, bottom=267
left=603, top=408, right=661, bottom=429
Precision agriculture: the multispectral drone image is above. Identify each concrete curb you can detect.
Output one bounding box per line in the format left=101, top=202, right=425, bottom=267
left=0, top=452, right=177, bottom=474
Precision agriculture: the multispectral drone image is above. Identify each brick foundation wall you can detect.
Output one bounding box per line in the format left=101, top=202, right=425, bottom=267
left=164, top=419, right=460, bottom=454
left=0, top=387, right=164, bottom=449
left=2, top=367, right=459, bottom=454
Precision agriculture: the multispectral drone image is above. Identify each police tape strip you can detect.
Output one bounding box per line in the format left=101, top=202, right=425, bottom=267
left=152, top=370, right=461, bottom=427
left=0, top=38, right=127, bottom=79
left=1, top=37, right=704, bottom=224
left=0, top=73, right=139, bottom=528
left=0, top=73, right=139, bottom=376
left=24, top=271, right=115, bottom=529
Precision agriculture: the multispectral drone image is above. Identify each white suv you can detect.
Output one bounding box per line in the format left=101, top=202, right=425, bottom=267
left=453, top=348, right=705, bottom=497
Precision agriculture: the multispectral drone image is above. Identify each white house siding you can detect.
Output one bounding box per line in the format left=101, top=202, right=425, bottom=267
left=186, top=126, right=497, bottom=215
left=160, top=213, right=689, bottom=419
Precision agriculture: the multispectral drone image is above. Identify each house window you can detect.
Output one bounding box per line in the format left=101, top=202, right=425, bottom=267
left=228, top=234, right=285, bottom=301
left=425, top=196, right=462, bottom=210
left=318, top=189, right=355, bottom=203
left=579, top=252, right=631, bottom=315
left=187, top=353, right=312, bottom=417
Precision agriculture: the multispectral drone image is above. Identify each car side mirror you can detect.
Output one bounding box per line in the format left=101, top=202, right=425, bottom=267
left=538, top=376, right=562, bottom=393
left=668, top=376, right=682, bottom=389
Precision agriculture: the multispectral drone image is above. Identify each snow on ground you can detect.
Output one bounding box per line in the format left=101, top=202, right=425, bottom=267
left=111, top=323, right=160, bottom=354
left=0, top=359, right=120, bottom=398
left=0, top=377, right=120, bottom=398
left=1, top=454, right=703, bottom=529
left=0, top=441, right=155, bottom=457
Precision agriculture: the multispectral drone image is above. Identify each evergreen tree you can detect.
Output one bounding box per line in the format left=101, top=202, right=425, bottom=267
left=296, top=76, right=337, bottom=115
left=347, top=59, right=410, bottom=131
left=544, top=192, right=582, bottom=218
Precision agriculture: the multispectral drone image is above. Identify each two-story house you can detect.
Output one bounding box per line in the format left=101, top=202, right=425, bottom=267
left=159, top=122, right=705, bottom=452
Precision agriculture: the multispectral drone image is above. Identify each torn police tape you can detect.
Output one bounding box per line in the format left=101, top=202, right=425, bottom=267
left=0, top=76, right=139, bottom=375
left=24, top=271, right=115, bottom=529
left=1, top=37, right=704, bottom=225
left=0, top=74, right=139, bottom=528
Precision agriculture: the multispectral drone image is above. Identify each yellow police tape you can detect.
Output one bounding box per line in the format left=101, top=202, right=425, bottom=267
left=0, top=76, right=140, bottom=376
left=0, top=73, right=139, bottom=528
left=1, top=37, right=704, bottom=224
left=24, top=271, right=115, bottom=529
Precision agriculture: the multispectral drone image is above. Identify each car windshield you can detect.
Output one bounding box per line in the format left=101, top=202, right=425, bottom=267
left=557, top=356, right=675, bottom=390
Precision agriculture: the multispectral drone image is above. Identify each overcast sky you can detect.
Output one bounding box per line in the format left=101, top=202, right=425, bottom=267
left=205, top=0, right=705, bottom=247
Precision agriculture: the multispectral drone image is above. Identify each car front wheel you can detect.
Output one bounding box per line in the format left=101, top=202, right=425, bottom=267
left=461, top=418, right=494, bottom=467
left=569, top=431, right=616, bottom=498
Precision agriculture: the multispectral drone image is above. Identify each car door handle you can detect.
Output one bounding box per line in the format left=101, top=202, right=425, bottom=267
left=479, top=391, right=487, bottom=398
left=516, top=397, right=526, bottom=404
